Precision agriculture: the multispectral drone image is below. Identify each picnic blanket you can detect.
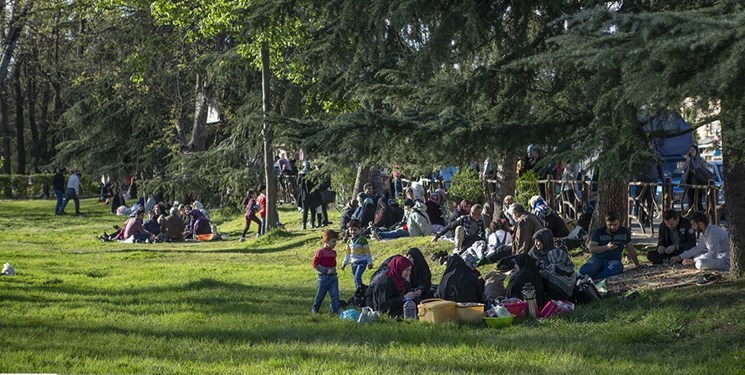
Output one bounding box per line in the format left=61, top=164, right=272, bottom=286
left=604, top=265, right=728, bottom=295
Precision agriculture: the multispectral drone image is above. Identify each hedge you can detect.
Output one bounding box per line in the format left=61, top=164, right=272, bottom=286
left=0, top=174, right=98, bottom=199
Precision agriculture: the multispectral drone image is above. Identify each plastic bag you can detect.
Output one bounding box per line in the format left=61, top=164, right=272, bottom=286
left=357, top=307, right=381, bottom=323
left=2, top=262, right=15, bottom=276
left=339, top=309, right=361, bottom=321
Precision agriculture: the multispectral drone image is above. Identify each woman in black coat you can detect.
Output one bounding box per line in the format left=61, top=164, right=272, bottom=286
left=436, top=256, right=484, bottom=303
left=371, top=256, right=418, bottom=317
left=405, top=247, right=432, bottom=298
left=506, top=253, right=546, bottom=309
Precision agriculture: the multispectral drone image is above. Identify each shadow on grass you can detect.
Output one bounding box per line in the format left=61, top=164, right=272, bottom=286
left=4, top=277, right=744, bottom=373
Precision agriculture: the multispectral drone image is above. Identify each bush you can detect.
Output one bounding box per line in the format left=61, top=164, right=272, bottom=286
left=448, top=168, right=484, bottom=204
left=0, top=174, right=97, bottom=199
left=515, top=170, right=540, bottom=208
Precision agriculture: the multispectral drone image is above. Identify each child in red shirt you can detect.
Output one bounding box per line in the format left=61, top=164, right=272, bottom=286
left=311, top=229, right=340, bottom=314
left=257, top=184, right=267, bottom=236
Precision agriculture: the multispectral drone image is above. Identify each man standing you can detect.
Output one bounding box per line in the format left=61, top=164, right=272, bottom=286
left=648, top=209, right=696, bottom=264
left=53, top=168, right=66, bottom=215
left=580, top=211, right=640, bottom=279
left=671, top=212, right=730, bottom=271
left=59, top=169, right=81, bottom=216
left=510, top=203, right=544, bottom=255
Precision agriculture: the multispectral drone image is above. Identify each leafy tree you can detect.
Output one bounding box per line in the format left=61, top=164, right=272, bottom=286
left=447, top=168, right=484, bottom=205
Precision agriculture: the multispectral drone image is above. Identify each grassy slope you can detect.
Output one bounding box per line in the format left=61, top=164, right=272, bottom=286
left=0, top=199, right=743, bottom=374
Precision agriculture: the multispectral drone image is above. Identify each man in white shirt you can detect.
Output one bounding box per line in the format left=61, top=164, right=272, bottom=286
left=60, top=169, right=82, bottom=216
left=671, top=212, right=729, bottom=271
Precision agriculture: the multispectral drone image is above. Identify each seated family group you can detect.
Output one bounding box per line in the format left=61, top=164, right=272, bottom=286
left=312, top=185, right=730, bottom=316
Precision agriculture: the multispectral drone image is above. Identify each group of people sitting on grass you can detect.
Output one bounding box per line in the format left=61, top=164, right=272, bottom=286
left=100, top=199, right=218, bottom=243
left=311, top=179, right=731, bottom=316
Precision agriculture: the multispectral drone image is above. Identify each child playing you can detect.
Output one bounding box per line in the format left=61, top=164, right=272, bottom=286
left=340, top=219, right=374, bottom=289
left=341, top=220, right=372, bottom=289
left=239, top=189, right=262, bottom=242
left=257, top=184, right=267, bottom=236
left=311, top=229, right=340, bottom=314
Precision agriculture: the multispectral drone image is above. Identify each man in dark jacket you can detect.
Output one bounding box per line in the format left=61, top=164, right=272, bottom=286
left=53, top=168, right=66, bottom=215
left=648, top=209, right=696, bottom=264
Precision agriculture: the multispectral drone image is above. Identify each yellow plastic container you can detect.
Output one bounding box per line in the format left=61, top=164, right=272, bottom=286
left=456, top=302, right=485, bottom=323
left=417, top=298, right=456, bottom=324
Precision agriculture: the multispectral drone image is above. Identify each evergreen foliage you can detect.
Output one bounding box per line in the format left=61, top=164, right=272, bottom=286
left=447, top=168, right=483, bottom=204
left=515, top=170, right=540, bottom=209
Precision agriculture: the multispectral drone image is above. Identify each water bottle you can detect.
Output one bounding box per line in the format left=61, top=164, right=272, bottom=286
left=403, top=298, right=417, bottom=320
left=522, top=283, right=538, bottom=319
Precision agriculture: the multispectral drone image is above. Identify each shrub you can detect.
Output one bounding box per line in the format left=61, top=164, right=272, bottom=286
left=515, top=170, right=540, bottom=208
left=448, top=168, right=484, bottom=204
left=0, top=174, right=97, bottom=199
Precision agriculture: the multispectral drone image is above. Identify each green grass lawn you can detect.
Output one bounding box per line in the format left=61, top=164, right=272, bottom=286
left=1, top=198, right=744, bottom=374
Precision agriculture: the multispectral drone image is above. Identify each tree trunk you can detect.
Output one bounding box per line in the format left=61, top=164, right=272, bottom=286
left=496, top=152, right=519, bottom=202
left=721, top=97, right=745, bottom=279
left=0, top=1, right=32, bottom=92
left=38, top=81, right=50, bottom=164
left=590, top=176, right=628, bottom=231
left=1, top=87, right=11, bottom=175
left=353, top=164, right=372, bottom=196
left=188, top=74, right=210, bottom=151
left=261, top=42, right=278, bottom=231
left=25, top=54, right=37, bottom=156
left=13, top=60, right=26, bottom=174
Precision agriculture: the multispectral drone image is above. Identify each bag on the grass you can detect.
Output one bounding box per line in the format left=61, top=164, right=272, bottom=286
left=339, top=308, right=361, bottom=321
left=574, top=275, right=602, bottom=304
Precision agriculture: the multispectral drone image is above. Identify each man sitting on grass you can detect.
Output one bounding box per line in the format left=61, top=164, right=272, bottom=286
left=648, top=209, right=696, bottom=265
left=671, top=212, right=730, bottom=271
left=579, top=211, right=640, bottom=279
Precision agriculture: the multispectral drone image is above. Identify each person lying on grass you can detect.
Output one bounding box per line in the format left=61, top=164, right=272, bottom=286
left=670, top=211, right=730, bottom=271
left=311, top=229, right=340, bottom=314
left=580, top=211, right=640, bottom=280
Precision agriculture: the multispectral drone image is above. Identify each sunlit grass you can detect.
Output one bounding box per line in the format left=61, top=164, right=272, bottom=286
left=0, top=198, right=743, bottom=374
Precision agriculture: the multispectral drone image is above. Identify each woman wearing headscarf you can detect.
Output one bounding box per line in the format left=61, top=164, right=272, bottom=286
left=371, top=197, right=395, bottom=228
left=426, top=191, right=446, bottom=229
left=371, top=255, right=418, bottom=317
left=405, top=248, right=432, bottom=298
left=449, top=200, right=472, bottom=223
left=530, top=196, right=569, bottom=239
left=436, top=255, right=484, bottom=303
left=506, top=253, right=546, bottom=309
left=528, top=228, right=576, bottom=301
left=541, top=248, right=577, bottom=301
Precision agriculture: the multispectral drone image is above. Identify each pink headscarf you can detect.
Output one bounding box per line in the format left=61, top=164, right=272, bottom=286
left=385, top=255, right=413, bottom=295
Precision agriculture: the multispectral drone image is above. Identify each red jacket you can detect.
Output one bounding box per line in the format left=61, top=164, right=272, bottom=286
left=312, top=247, right=337, bottom=269
left=258, top=194, right=267, bottom=218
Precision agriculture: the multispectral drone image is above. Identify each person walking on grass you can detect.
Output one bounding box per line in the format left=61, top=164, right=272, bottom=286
left=239, top=189, right=261, bottom=242
left=59, top=169, right=82, bottom=216
left=53, top=168, right=66, bottom=215
left=341, top=220, right=373, bottom=290
left=311, top=229, right=340, bottom=314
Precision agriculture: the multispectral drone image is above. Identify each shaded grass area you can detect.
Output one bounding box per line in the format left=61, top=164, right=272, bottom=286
left=0, top=199, right=744, bottom=374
